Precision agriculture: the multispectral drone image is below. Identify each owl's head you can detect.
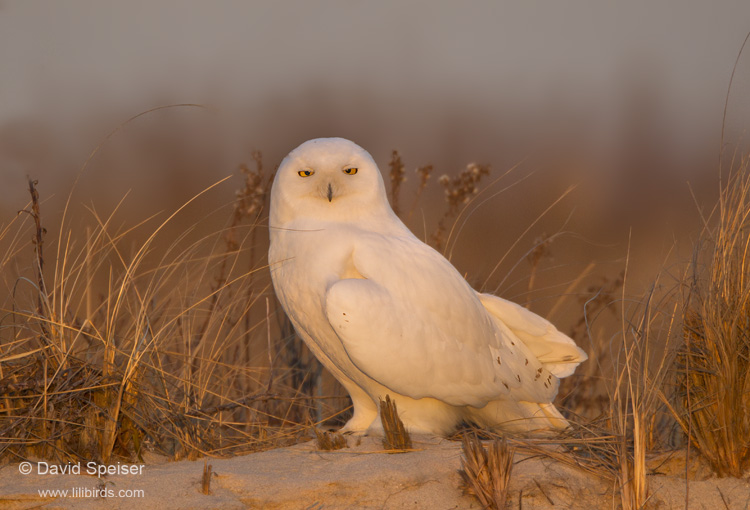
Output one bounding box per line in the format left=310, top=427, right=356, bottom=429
left=270, top=138, right=395, bottom=226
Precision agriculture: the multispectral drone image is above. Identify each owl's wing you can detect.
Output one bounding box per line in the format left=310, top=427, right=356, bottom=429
left=477, top=293, right=588, bottom=377
left=324, top=233, right=559, bottom=408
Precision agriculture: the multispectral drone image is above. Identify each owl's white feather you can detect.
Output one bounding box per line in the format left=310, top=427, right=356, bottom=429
left=269, top=137, right=587, bottom=435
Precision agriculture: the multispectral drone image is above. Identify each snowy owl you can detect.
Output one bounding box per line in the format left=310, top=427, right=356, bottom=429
left=268, top=137, right=587, bottom=436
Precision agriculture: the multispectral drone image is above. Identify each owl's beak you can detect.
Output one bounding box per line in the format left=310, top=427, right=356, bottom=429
left=326, top=183, right=333, bottom=202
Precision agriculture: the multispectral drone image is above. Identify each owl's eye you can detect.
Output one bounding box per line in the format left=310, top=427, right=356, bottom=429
left=343, top=167, right=358, bottom=175
left=298, top=169, right=314, bottom=177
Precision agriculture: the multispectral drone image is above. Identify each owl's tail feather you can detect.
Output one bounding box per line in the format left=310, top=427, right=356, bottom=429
left=467, top=400, right=569, bottom=434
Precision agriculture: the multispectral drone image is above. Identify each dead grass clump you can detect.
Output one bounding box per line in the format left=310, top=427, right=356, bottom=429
left=0, top=354, right=115, bottom=463
left=314, top=429, right=348, bottom=451
left=0, top=161, right=334, bottom=465
left=379, top=395, right=412, bottom=451
left=675, top=160, right=750, bottom=477
left=459, top=433, right=514, bottom=510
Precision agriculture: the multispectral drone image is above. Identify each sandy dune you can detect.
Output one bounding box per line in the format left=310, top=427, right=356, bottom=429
left=1, top=436, right=748, bottom=509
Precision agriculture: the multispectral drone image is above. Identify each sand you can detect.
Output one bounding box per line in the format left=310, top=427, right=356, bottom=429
left=1, top=436, right=748, bottom=509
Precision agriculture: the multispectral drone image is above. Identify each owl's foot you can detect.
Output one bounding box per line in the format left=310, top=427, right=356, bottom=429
left=339, top=407, right=378, bottom=435
left=339, top=428, right=366, bottom=436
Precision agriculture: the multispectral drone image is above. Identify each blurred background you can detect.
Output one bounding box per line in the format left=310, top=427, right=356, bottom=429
left=1, top=0, right=749, bottom=303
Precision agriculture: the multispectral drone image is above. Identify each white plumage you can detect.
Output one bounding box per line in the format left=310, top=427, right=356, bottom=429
left=268, top=137, right=587, bottom=435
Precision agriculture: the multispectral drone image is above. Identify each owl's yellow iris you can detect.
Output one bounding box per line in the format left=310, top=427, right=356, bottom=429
left=298, top=170, right=314, bottom=177
left=344, top=167, right=358, bottom=175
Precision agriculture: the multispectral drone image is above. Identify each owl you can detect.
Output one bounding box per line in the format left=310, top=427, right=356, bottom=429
left=269, top=137, right=586, bottom=435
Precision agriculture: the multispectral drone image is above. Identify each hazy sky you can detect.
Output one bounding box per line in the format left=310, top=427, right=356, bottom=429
left=2, top=1, right=748, bottom=130
left=1, top=1, right=749, bottom=211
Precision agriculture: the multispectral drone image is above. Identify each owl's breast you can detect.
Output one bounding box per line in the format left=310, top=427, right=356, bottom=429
left=269, top=221, right=377, bottom=384
left=269, top=222, right=359, bottom=326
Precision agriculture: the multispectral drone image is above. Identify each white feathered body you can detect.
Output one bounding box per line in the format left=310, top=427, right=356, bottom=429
left=269, top=138, right=587, bottom=435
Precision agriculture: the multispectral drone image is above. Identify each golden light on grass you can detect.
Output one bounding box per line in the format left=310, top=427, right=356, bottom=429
left=611, top=252, right=677, bottom=509
left=0, top=159, right=331, bottom=465
left=675, top=159, right=750, bottom=477
left=459, top=433, right=514, bottom=510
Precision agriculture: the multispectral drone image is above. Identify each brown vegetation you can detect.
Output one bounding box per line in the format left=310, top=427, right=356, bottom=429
left=459, top=433, right=514, bottom=510
left=379, top=395, right=412, bottom=451
left=675, top=160, right=750, bottom=478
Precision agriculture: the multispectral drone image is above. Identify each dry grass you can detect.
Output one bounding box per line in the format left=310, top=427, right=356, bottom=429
left=0, top=157, right=339, bottom=465
left=459, top=432, right=514, bottom=510
left=611, top=274, right=679, bottom=509
left=379, top=395, right=412, bottom=451
left=314, top=429, right=348, bottom=451
left=559, top=157, right=750, bottom=507
left=673, top=159, right=750, bottom=477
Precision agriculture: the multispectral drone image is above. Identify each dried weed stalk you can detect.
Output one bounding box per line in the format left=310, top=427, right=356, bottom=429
left=388, top=150, right=407, bottom=216
left=406, top=164, right=434, bottom=221
left=201, top=460, right=212, bottom=495
left=380, top=395, right=412, bottom=450
left=432, top=163, right=490, bottom=250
